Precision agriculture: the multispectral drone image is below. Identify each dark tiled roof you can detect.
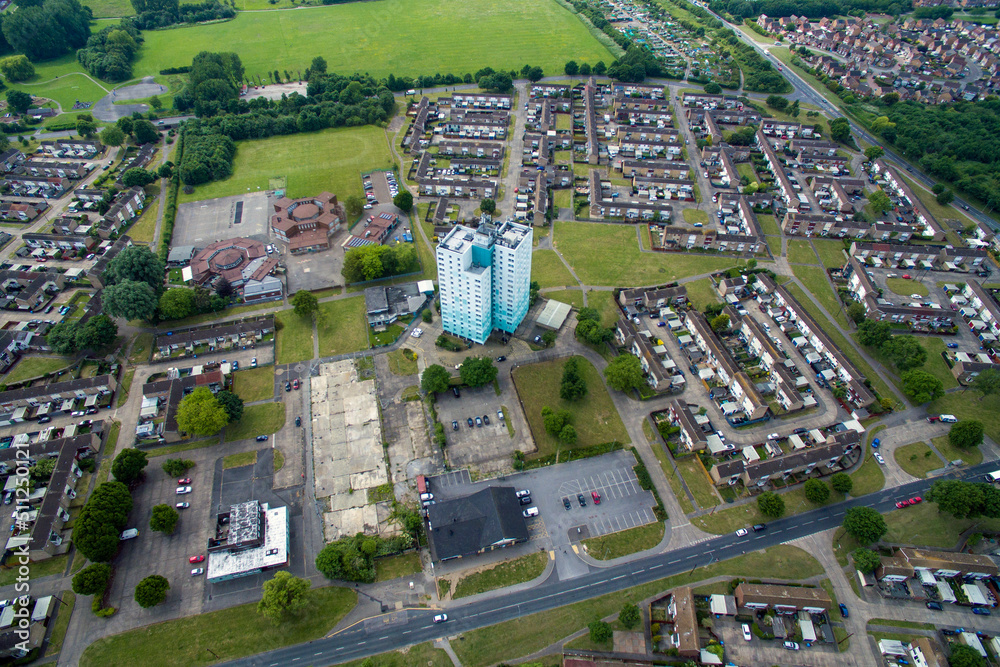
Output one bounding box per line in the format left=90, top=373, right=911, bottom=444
left=428, top=487, right=528, bottom=560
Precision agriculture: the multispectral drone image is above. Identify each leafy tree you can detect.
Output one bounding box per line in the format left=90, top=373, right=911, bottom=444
left=589, top=620, right=613, bottom=643
left=856, top=320, right=892, bottom=348
left=928, top=480, right=987, bottom=519
left=315, top=533, right=412, bottom=583
left=842, top=506, right=887, bottom=545
left=480, top=198, right=496, bottom=214
left=867, top=189, right=892, bottom=216
left=421, top=364, right=451, bottom=395
left=149, top=504, right=179, bottom=534
left=803, top=478, right=830, bottom=504
left=949, top=643, right=986, bottom=667
left=604, top=354, right=645, bottom=392
left=111, top=447, right=148, bottom=484
left=559, top=357, right=588, bottom=401
left=971, top=368, right=1000, bottom=401
left=864, top=145, right=884, bottom=161
left=703, top=82, right=721, bottom=94
left=846, top=302, right=866, bottom=324
left=104, top=244, right=165, bottom=290
left=950, top=420, right=984, bottom=449
left=133, top=119, right=159, bottom=144
left=5, top=90, right=32, bottom=115
left=0, top=56, right=33, bottom=82
left=852, top=547, right=881, bottom=574
left=134, top=575, right=169, bottom=608
left=578, top=63, right=591, bottom=75
left=558, top=424, right=578, bottom=445
left=541, top=330, right=557, bottom=346
left=345, top=194, right=364, bottom=217
left=291, top=290, right=318, bottom=318
left=564, top=61, right=578, bottom=76
left=102, top=280, right=159, bottom=321
left=121, top=167, right=156, bottom=187
left=215, top=390, right=244, bottom=423
left=829, top=116, right=851, bottom=143
left=76, top=117, right=97, bottom=137
left=757, top=491, right=785, bottom=517
left=156, top=162, right=171, bottom=180
left=576, top=317, right=613, bottom=345
left=619, top=603, right=641, bottom=629
left=214, top=276, right=233, bottom=298
left=72, top=481, right=133, bottom=562
left=158, top=287, right=195, bottom=320
left=882, top=335, right=927, bottom=371
left=161, top=458, right=194, bottom=477
left=901, top=369, right=944, bottom=403
left=258, top=571, right=311, bottom=623
left=175, top=387, right=229, bottom=436
left=594, top=61, right=606, bottom=75
left=459, top=356, right=498, bottom=387
left=710, top=314, right=730, bottom=332
left=541, top=406, right=570, bottom=436
left=393, top=189, right=413, bottom=212
left=72, top=562, right=111, bottom=596
left=29, top=457, right=56, bottom=482
left=936, top=189, right=954, bottom=206
left=527, top=67, right=544, bottom=82
left=765, top=94, right=789, bottom=111
left=830, top=472, right=853, bottom=494
left=46, top=321, right=80, bottom=355
left=149, top=95, right=162, bottom=110
left=116, top=116, right=133, bottom=135
left=77, top=314, right=118, bottom=350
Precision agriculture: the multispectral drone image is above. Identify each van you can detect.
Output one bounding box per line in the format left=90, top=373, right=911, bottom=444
left=939, top=414, right=958, bottom=423
left=522, top=507, right=539, bottom=518
left=405, top=89, right=416, bottom=96
left=985, top=471, right=1000, bottom=483
left=120, top=528, right=139, bottom=540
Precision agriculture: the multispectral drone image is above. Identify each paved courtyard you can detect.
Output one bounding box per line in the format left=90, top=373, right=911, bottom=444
left=173, top=192, right=270, bottom=246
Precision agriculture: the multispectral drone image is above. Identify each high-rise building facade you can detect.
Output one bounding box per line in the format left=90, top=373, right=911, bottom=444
left=436, top=219, right=532, bottom=344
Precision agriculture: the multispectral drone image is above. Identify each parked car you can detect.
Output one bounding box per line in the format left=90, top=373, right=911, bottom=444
left=120, top=528, right=139, bottom=540
left=783, top=641, right=800, bottom=651
left=895, top=500, right=910, bottom=509
left=496, top=355, right=506, bottom=362
left=735, top=528, right=748, bottom=537
left=563, top=497, right=571, bottom=510
left=519, top=496, right=532, bottom=505
left=293, top=379, right=299, bottom=390
left=839, top=603, right=849, bottom=618
left=927, top=415, right=940, bottom=422
left=285, top=382, right=291, bottom=392
left=191, top=568, right=204, bottom=576
left=591, top=490, right=601, bottom=505
left=926, top=601, right=943, bottom=611
left=973, top=607, right=991, bottom=616
left=256, top=435, right=268, bottom=442
left=940, top=414, right=958, bottom=423
left=515, top=489, right=530, bottom=498
left=466, top=417, right=474, bottom=427
left=497, top=409, right=504, bottom=421
left=872, top=438, right=880, bottom=449
left=295, top=416, right=301, bottom=427
left=483, top=414, right=490, bottom=425
left=189, top=555, right=205, bottom=564
left=946, top=343, right=959, bottom=349
left=176, top=502, right=190, bottom=509
left=475, top=416, right=482, bottom=427
left=523, top=507, right=539, bottom=517
left=178, top=478, right=191, bottom=485
left=176, top=486, right=192, bottom=495
left=251, top=357, right=257, bottom=367
left=577, top=493, right=587, bottom=507
left=793, top=427, right=807, bottom=435
left=742, top=623, right=752, bottom=641
left=767, top=433, right=780, bottom=440
left=874, top=452, right=886, bottom=465
left=452, top=420, right=459, bottom=431
left=909, top=496, right=922, bottom=505
left=452, top=387, right=460, bottom=398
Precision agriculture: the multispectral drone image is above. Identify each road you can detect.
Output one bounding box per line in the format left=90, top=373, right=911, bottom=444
left=220, top=461, right=996, bottom=666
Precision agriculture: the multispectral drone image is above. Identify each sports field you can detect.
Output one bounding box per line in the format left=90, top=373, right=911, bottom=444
left=178, top=125, right=394, bottom=203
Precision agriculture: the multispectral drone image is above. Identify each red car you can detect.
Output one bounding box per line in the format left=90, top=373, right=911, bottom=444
left=189, top=555, right=205, bottom=564
left=591, top=490, right=601, bottom=505
left=902, top=274, right=912, bottom=279
left=895, top=500, right=910, bottom=508
left=909, top=496, right=922, bottom=505
left=292, top=379, right=300, bottom=390
left=177, top=478, right=191, bottom=485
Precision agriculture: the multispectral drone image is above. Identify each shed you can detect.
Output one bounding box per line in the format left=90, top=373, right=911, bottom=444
left=936, top=580, right=956, bottom=603
left=535, top=300, right=572, bottom=330
left=798, top=616, right=816, bottom=643
left=709, top=594, right=736, bottom=616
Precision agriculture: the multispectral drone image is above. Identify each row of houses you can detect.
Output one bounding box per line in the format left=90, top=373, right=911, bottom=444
left=140, top=369, right=225, bottom=441
left=153, top=317, right=274, bottom=362
left=844, top=255, right=959, bottom=328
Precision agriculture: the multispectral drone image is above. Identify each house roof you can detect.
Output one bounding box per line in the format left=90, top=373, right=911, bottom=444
left=735, top=582, right=832, bottom=609
left=427, top=487, right=528, bottom=560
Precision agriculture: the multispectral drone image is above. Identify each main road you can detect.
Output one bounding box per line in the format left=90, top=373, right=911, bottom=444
left=221, top=462, right=995, bottom=666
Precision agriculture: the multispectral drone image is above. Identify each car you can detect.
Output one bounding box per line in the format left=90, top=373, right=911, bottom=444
left=751, top=523, right=767, bottom=532
left=910, top=293, right=923, bottom=300
left=232, top=361, right=238, bottom=371
left=497, top=409, right=504, bottom=421
left=496, top=355, right=506, bottom=362
left=563, top=497, right=571, bottom=510
left=285, top=382, right=291, bottom=392
left=295, top=416, right=302, bottom=427
left=783, top=641, right=800, bottom=651
left=592, top=490, right=601, bottom=504
left=519, top=496, right=532, bottom=505
left=37, top=416, right=51, bottom=424
left=909, top=496, right=922, bottom=504
left=191, top=568, right=204, bottom=576
left=189, top=555, right=205, bottom=564
left=120, top=528, right=139, bottom=540
left=872, top=438, right=880, bottom=449
left=895, top=500, right=910, bottom=508
left=736, top=528, right=749, bottom=537
left=973, top=607, right=991, bottom=616
left=452, top=387, right=460, bottom=398
left=902, top=274, right=912, bottom=279
left=452, top=420, right=459, bottom=431
left=523, top=507, right=539, bottom=517
left=927, top=415, right=941, bottom=422
left=176, top=486, right=192, bottom=495
left=293, top=379, right=300, bottom=390
left=839, top=603, right=849, bottom=618
left=578, top=493, right=587, bottom=507
left=419, top=493, right=433, bottom=502
left=742, top=623, right=752, bottom=641
left=874, top=452, right=886, bottom=465
left=793, top=427, right=807, bottom=435
left=433, top=614, right=448, bottom=623
left=178, top=478, right=191, bottom=485
left=466, top=417, right=474, bottom=427
left=85, top=407, right=98, bottom=415
left=475, top=416, right=482, bottom=427
left=35, top=257, right=46, bottom=263
left=256, top=434, right=269, bottom=442
left=767, top=432, right=780, bottom=440
left=939, top=414, right=958, bottom=423
left=176, top=502, right=190, bottom=509
left=947, top=343, right=959, bottom=349
left=926, top=601, right=943, bottom=611
left=251, top=357, right=257, bottom=367
left=534, top=335, right=542, bottom=343
left=516, top=489, right=530, bottom=498
left=963, top=204, right=971, bottom=211
left=71, top=410, right=84, bottom=417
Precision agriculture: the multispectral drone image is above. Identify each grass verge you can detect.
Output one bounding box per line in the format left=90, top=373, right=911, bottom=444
left=223, top=451, right=258, bottom=469
left=386, top=349, right=419, bottom=376
left=453, top=552, right=548, bottom=599
left=375, top=552, right=423, bottom=582
left=581, top=521, right=664, bottom=559
left=45, top=590, right=75, bottom=655
left=275, top=310, right=314, bottom=365
left=892, top=442, right=943, bottom=479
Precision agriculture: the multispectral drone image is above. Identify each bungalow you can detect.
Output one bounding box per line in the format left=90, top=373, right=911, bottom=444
left=734, top=582, right=832, bottom=613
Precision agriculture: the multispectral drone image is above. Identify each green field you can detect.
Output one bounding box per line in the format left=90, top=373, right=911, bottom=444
left=582, top=521, right=664, bottom=559
left=812, top=239, right=846, bottom=269
left=316, top=297, right=368, bottom=357
left=17, top=73, right=109, bottom=112
left=681, top=208, right=709, bottom=224
left=374, top=552, right=423, bottom=582
left=886, top=277, right=927, bottom=297
left=274, top=310, right=314, bottom=364
left=683, top=277, right=720, bottom=311
left=915, top=337, right=958, bottom=390
left=224, top=402, right=286, bottom=442
left=736, top=162, right=758, bottom=184
left=587, top=290, right=620, bottom=326
left=179, top=126, right=393, bottom=203
left=793, top=265, right=850, bottom=328
left=512, top=356, right=629, bottom=459
left=531, top=249, right=577, bottom=288
left=125, top=0, right=613, bottom=80
left=786, top=239, right=817, bottom=264
left=674, top=456, right=719, bottom=508
left=931, top=434, right=982, bottom=467
left=893, top=442, right=942, bottom=479
left=453, top=552, right=547, bottom=599
left=757, top=214, right=781, bottom=236
left=554, top=222, right=734, bottom=286
left=3, top=356, right=72, bottom=384
left=231, top=366, right=275, bottom=402
left=545, top=289, right=585, bottom=310
left=82, top=0, right=135, bottom=17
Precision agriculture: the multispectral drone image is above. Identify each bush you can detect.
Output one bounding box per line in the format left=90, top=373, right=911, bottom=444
left=757, top=491, right=785, bottom=517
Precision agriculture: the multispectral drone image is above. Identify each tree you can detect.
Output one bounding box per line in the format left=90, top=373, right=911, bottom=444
left=864, top=145, right=884, bottom=161
left=803, top=478, right=830, bottom=504
left=528, top=66, right=544, bottom=82
left=421, top=364, right=451, bottom=395
left=852, top=547, right=881, bottom=574
left=215, top=390, right=244, bottom=423
left=594, top=61, right=607, bottom=75
left=121, top=167, right=155, bottom=187
left=830, top=472, right=853, bottom=494
left=5, top=90, right=32, bottom=116
left=117, top=116, right=134, bottom=136
left=149, top=94, right=162, bottom=110
left=589, top=620, right=613, bottom=644
left=847, top=302, right=866, bottom=324
left=542, top=406, right=570, bottom=436
left=559, top=357, right=587, bottom=401
left=149, top=504, right=179, bottom=534
left=111, top=447, right=148, bottom=484
left=161, top=458, right=194, bottom=477
left=928, top=480, right=988, bottom=519
left=175, top=387, right=229, bottom=436
left=480, top=198, right=496, bottom=214
left=882, top=335, right=927, bottom=371
left=134, top=575, right=169, bottom=608
left=0, top=55, right=33, bottom=82
left=459, top=356, right=498, bottom=387
left=345, top=194, right=364, bottom=217
left=72, top=481, right=132, bottom=563
left=949, top=643, right=986, bottom=667
left=258, top=571, right=311, bottom=623
left=291, top=290, right=318, bottom=318
left=936, top=189, right=954, bottom=206
left=619, top=603, right=641, bottom=629
left=950, top=420, right=985, bottom=449
left=901, top=369, right=944, bottom=403
left=604, top=354, right=645, bottom=392
left=72, top=562, right=111, bottom=596
left=393, top=189, right=413, bottom=212
left=856, top=319, right=892, bottom=348
left=842, top=506, right=887, bottom=545
left=757, top=491, right=785, bottom=517
left=765, top=94, right=789, bottom=111
left=158, top=287, right=195, bottom=320
left=541, top=330, right=557, bottom=346
left=710, top=314, right=730, bottom=332
left=133, top=119, right=159, bottom=145
left=29, top=457, right=56, bottom=482
left=77, top=314, right=118, bottom=351
left=104, top=245, right=165, bottom=290
left=76, top=117, right=97, bottom=137
left=830, top=117, right=851, bottom=143
left=704, top=82, right=721, bottom=94
left=46, top=321, right=80, bottom=355
left=564, top=61, right=578, bottom=76
left=102, top=280, right=159, bottom=321
left=971, top=368, right=1000, bottom=401
left=558, top=424, right=577, bottom=445
left=867, top=189, right=892, bottom=216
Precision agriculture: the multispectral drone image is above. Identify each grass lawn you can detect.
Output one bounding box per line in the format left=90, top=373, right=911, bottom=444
left=453, top=552, right=547, bottom=599
left=223, top=450, right=258, bottom=469
left=335, top=642, right=453, bottom=667
left=915, top=337, right=958, bottom=390
left=683, top=277, right=720, bottom=311
left=736, top=162, right=758, bottom=184
left=931, top=434, right=982, bottom=467
left=80, top=585, right=356, bottom=667
left=127, top=199, right=159, bottom=244
left=793, top=265, right=850, bottom=328
left=674, top=456, right=719, bottom=508
left=179, top=126, right=393, bottom=204
left=554, top=221, right=734, bottom=286
left=3, top=356, right=72, bottom=384
left=19, top=73, right=109, bottom=111
left=386, top=348, right=419, bottom=376
left=129, top=0, right=612, bottom=81
left=581, top=521, right=664, bottom=559
left=452, top=545, right=821, bottom=667
left=317, top=296, right=370, bottom=357
left=369, top=323, right=403, bottom=347
left=893, top=442, right=943, bottom=479
left=144, top=438, right=219, bottom=458
left=835, top=501, right=1000, bottom=554
left=224, top=403, right=286, bottom=442
left=653, top=444, right=695, bottom=514
left=693, top=483, right=847, bottom=533
left=531, top=249, right=577, bottom=288
left=375, top=552, right=423, bottom=582
left=553, top=188, right=572, bottom=210
left=851, top=452, right=886, bottom=496
left=898, top=173, right=978, bottom=231
left=231, top=366, right=275, bottom=402
left=273, top=448, right=285, bottom=472
left=0, top=555, right=68, bottom=586
left=129, top=333, right=154, bottom=365
left=786, top=239, right=817, bottom=265
left=274, top=310, right=314, bottom=365
left=45, top=590, right=75, bottom=655
left=546, top=289, right=585, bottom=310
left=929, top=391, right=1000, bottom=445
left=758, top=214, right=781, bottom=236
left=512, top=356, right=629, bottom=459
left=885, top=277, right=927, bottom=297
left=81, top=0, right=135, bottom=16
left=586, top=290, right=620, bottom=327
left=681, top=208, right=709, bottom=224
left=812, top=239, right=847, bottom=269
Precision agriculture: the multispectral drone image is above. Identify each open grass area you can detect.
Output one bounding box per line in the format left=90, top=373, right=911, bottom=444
left=885, top=277, right=927, bottom=297
left=315, top=297, right=368, bottom=357
left=758, top=214, right=781, bottom=237
left=553, top=188, right=572, bottom=210
left=335, top=642, right=453, bottom=667
left=375, top=552, right=423, bottom=582
left=812, top=239, right=847, bottom=269
left=692, top=483, right=846, bottom=534
left=224, top=403, right=286, bottom=442
left=127, top=197, right=159, bottom=244
left=893, top=442, right=943, bottom=479
left=793, top=265, right=850, bottom=328
left=545, top=289, right=584, bottom=310
left=45, top=590, right=75, bottom=655
left=914, top=337, right=958, bottom=390
left=80, top=585, right=356, bottom=667
left=223, top=450, right=258, bottom=469
left=736, top=162, right=758, bottom=184
left=587, top=290, right=620, bottom=327
left=555, top=221, right=734, bottom=286
left=512, top=356, right=629, bottom=459
left=683, top=277, right=720, bottom=311
left=0, top=555, right=68, bottom=587
left=681, top=208, right=709, bottom=224
left=786, top=239, right=817, bottom=265
left=653, top=444, right=695, bottom=514
left=81, top=0, right=135, bottom=16
left=581, top=521, right=664, bottom=559
left=18, top=72, right=109, bottom=112
left=274, top=310, right=314, bottom=365
left=3, top=356, right=72, bottom=384
left=179, top=126, right=393, bottom=204
left=931, top=434, right=982, bottom=467
left=453, top=552, right=547, bottom=599
left=386, top=348, right=419, bottom=376
left=929, top=391, right=1000, bottom=446
left=674, top=456, right=719, bottom=508
left=851, top=451, right=886, bottom=496
left=532, top=249, right=577, bottom=289
left=231, top=366, right=275, bottom=402
left=452, top=545, right=822, bottom=667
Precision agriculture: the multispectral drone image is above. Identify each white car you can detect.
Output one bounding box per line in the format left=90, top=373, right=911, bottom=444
left=736, top=528, right=748, bottom=537
left=410, top=328, right=423, bottom=338
left=176, top=502, right=190, bottom=509
left=910, top=294, right=923, bottom=300
left=176, top=486, right=192, bottom=495
left=742, top=623, right=752, bottom=641
left=433, top=614, right=448, bottom=623
left=120, top=528, right=139, bottom=540
left=873, top=452, right=885, bottom=465
left=515, top=489, right=531, bottom=498
left=767, top=433, right=780, bottom=440
left=191, top=568, right=204, bottom=576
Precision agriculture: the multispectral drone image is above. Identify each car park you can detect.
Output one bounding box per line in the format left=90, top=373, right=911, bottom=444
left=735, top=528, right=748, bottom=537
left=256, top=435, right=268, bottom=442
left=177, top=486, right=192, bottom=495
left=874, top=452, right=886, bottom=465
left=577, top=493, right=587, bottom=507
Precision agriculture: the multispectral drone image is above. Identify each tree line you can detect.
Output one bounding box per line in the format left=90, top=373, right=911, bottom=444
left=0, top=0, right=92, bottom=63
left=708, top=0, right=905, bottom=21
left=129, top=0, right=235, bottom=30
left=77, top=21, right=143, bottom=82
